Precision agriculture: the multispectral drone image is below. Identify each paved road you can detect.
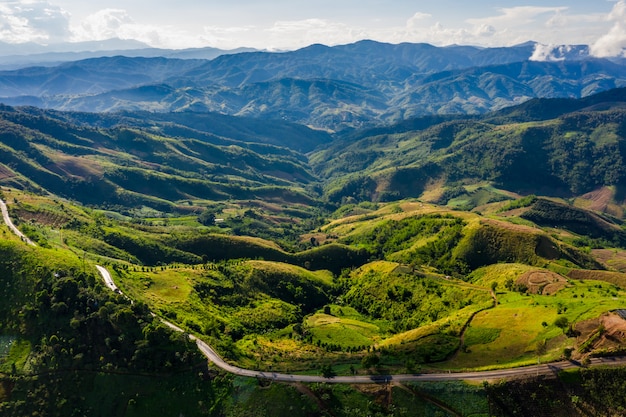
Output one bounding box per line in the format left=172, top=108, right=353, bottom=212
left=95, top=265, right=121, bottom=293
left=195, top=339, right=626, bottom=384
left=94, top=265, right=626, bottom=384
left=0, top=198, right=36, bottom=246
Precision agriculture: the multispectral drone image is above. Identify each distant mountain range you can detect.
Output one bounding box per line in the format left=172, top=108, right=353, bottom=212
left=0, top=38, right=256, bottom=70
left=1, top=40, right=625, bottom=131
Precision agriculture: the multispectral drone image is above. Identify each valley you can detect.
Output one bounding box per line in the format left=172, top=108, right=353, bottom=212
left=1, top=44, right=626, bottom=416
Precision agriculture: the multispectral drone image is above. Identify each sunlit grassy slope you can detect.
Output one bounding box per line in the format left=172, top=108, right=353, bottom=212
left=3, top=186, right=626, bottom=374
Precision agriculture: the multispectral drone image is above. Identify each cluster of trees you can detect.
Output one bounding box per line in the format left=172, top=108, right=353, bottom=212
left=0, top=240, right=216, bottom=415
left=191, top=260, right=334, bottom=342
left=342, top=214, right=461, bottom=256
left=340, top=214, right=468, bottom=275
left=486, top=368, right=626, bottom=416
left=521, top=198, right=626, bottom=247
left=0, top=242, right=202, bottom=374
left=341, top=269, right=486, bottom=333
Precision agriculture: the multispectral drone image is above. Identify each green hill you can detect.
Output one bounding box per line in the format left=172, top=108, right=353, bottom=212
left=0, top=104, right=323, bottom=213
left=312, top=89, right=626, bottom=208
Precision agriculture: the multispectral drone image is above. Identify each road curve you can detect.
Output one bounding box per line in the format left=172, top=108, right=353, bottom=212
left=95, top=265, right=120, bottom=293
left=0, top=197, right=36, bottom=246
left=95, top=265, right=626, bottom=384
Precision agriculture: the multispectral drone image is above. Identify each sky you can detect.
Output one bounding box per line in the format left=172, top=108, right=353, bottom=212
left=0, top=0, right=625, bottom=57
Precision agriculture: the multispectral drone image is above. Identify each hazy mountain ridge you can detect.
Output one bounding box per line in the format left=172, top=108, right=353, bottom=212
left=0, top=56, right=207, bottom=97
left=1, top=40, right=625, bottom=130
left=0, top=37, right=256, bottom=70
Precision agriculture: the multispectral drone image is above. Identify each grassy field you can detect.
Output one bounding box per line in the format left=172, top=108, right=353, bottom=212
left=306, top=310, right=381, bottom=348
left=444, top=279, right=626, bottom=370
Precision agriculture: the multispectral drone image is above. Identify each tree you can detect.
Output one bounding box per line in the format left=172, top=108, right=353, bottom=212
left=198, top=209, right=216, bottom=226
left=320, top=364, right=336, bottom=378
left=554, top=316, right=569, bottom=332
left=563, top=347, right=573, bottom=360
left=361, top=353, right=379, bottom=370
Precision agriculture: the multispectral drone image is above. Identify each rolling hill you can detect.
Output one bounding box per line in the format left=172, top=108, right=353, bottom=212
left=312, top=87, right=626, bottom=208
left=0, top=104, right=327, bottom=212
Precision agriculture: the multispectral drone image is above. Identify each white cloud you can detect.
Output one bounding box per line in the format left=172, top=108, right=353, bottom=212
left=201, top=25, right=254, bottom=49
left=72, top=8, right=133, bottom=40
left=406, top=12, right=431, bottom=30
left=467, top=6, right=568, bottom=28
left=530, top=43, right=567, bottom=62
left=590, top=0, right=626, bottom=57
left=0, top=0, right=70, bottom=43
left=70, top=8, right=208, bottom=49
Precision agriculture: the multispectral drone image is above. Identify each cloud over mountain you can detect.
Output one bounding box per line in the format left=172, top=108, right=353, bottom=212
left=590, top=0, right=626, bottom=58
left=0, top=0, right=70, bottom=43
left=0, top=0, right=624, bottom=54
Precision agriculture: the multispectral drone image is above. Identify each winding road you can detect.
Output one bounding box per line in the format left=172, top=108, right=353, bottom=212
left=3, top=196, right=626, bottom=384
left=0, top=198, right=35, bottom=246
left=93, top=266, right=626, bottom=384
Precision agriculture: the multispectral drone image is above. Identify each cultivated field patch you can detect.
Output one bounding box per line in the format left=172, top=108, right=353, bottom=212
left=517, top=270, right=568, bottom=295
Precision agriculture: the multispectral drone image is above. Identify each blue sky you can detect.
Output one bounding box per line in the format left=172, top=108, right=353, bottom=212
left=0, top=0, right=624, bottom=56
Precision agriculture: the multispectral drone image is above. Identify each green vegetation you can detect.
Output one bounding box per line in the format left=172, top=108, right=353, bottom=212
left=487, top=367, right=626, bottom=416
left=312, top=100, right=626, bottom=205
left=2, top=88, right=626, bottom=415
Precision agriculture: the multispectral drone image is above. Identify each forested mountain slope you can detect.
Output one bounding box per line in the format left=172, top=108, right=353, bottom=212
left=313, top=88, right=626, bottom=206
left=0, top=104, right=323, bottom=211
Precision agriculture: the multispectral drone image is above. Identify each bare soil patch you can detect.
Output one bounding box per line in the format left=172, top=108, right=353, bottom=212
left=13, top=208, right=70, bottom=228
left=300, top=232, right=337, bottom=246
left=601, top=313, right=626, bottom=343
left=574, top=312, right=626, bottom=356
left=53, top=155, right=104, bottom=178
left=516, top=270, right=568, bottom=295
left=567, top=269, right=626, bottom=288
left=576, top=187, right=614, bottom=212
left=591, top=249, right=626, bottom=272
left=575, top=186, right=624, bottom=218
left=0, top=164, right=15, bottom=180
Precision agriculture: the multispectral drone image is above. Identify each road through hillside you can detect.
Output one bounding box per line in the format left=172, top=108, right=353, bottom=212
left=94, top=265, right=626, bottom=384
left=4, top=199, right=624, bottom=386
left=0, top=198, right=35, bottom=246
